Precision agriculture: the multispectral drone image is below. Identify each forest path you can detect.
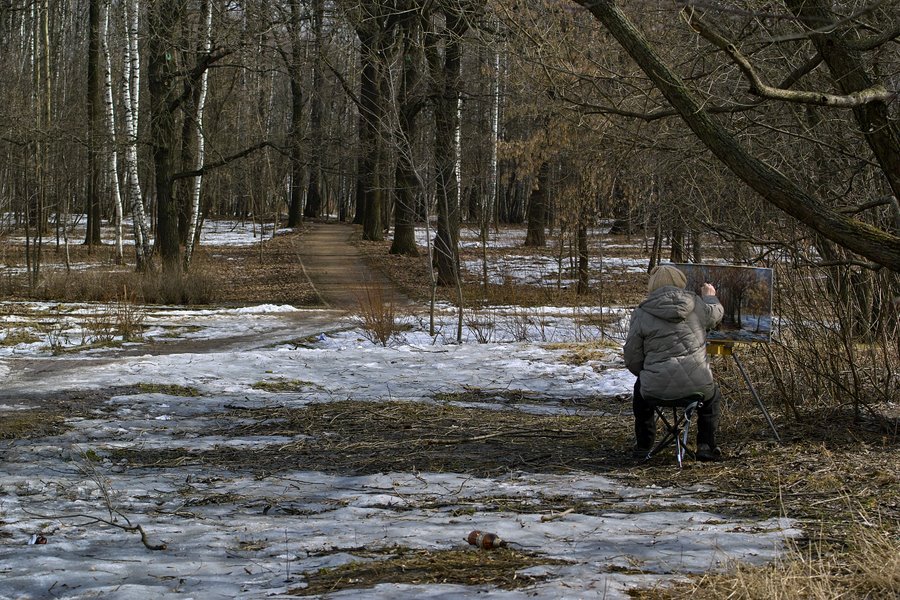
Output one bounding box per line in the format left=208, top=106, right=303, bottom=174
left=297, top=220, right=414, bottom=311
left=0, top=222, right=416, bottom=397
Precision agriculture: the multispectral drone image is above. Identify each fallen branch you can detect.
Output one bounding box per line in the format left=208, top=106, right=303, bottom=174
left=540, top=508, right=575, bottom=522
left=23, top=510, right=167, bottom=551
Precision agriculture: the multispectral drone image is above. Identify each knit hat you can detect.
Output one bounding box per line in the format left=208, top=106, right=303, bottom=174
left=648, top=264, right=687, bottom=292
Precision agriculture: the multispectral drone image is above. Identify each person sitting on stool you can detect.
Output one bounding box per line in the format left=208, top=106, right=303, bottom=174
left=624, top=264, right=725, bottom=462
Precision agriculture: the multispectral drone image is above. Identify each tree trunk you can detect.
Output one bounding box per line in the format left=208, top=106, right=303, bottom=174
left=147, top=0, right=184, bottom=277
left=355, top=31, right=379, bottom=233
left=303, top=0, right=325, bottom=220
left=576, top=217, right=589, bottom=294
left=524, top=161, right=549, bottom=247
left=123, top=0, right=152, bottom=269
left=670, top=225, right=685, bottom=263
left=286, top=0, right=305, bottom=228
left=431, top=13, right=467, bottom=287
left=649, top=221, right=662, bottom=272
left=183, top=0, right=211, bottom=270
left=606, top=177, right=632, bottom=235
left=691, top=229, right=702, bottom=263
left=85, top=0, right=103, bottom=247
left=101, top=0, right=124, bottom=264
left=390, top=18, right=423, bottom=257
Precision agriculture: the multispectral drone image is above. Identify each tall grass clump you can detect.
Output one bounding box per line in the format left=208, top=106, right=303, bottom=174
left=138, top=266, right=219, bottom=305
left=357, top=280, right=399, bottom=347
left=759, top=265, right=899, bottom=423
left=671, top=519, right=900, bottom=599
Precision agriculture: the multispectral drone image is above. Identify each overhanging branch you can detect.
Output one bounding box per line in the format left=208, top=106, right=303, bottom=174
left=171, top=140, right=286, bottom=181
left=572, top=0, right=900, bottom=272
left=685, top=9, right=896, bottom=108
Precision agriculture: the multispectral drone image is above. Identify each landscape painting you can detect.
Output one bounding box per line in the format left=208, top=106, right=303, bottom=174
left=672, top=263, right=774, bottom=343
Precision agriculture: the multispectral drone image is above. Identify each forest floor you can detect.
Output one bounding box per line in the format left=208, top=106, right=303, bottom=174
left=1, top=220, right=900, bottom=598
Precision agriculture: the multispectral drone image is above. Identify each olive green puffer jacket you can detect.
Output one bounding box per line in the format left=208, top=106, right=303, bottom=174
left=623, top=286, right=724, bottom=401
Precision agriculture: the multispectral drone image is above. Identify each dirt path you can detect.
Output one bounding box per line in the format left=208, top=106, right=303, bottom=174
left=297, top=220, right=413, bottom=311
left=0, top=223, right=414, bottom=394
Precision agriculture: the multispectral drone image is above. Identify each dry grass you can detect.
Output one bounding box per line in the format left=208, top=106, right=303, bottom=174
left=290, top=546, right=569, bottom=596
left=356, top=279, right=400, bottom=346
left=136, top=383, right=201, bottom=397
left=0, top=411, right=68, bottom=440
left=251, top=378, right=322, bottom=392
left=546, top=340, right=623, bottom=366
left=0, top=232, right=317, bottom=306
left=107, top=399, right=629, bottom=477
left=646, top=524, right=900, bottom=600
left=357, top=237, right=646, bottom=309
left=0, top=328, right=41, bottom=346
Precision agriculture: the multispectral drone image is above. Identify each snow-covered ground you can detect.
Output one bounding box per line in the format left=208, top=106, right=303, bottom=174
left=3, top=215, right=290, bottom=251
left=0, top=302, right=799, bottom=599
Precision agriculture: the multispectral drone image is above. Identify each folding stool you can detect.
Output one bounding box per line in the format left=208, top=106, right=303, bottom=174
left=642, top=393, right=706, bottom=468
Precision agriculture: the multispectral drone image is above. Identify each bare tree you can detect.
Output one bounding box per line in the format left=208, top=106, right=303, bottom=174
left=85, top=0, right=104, bottom=247
left=571, top=0, right=900, bottom=272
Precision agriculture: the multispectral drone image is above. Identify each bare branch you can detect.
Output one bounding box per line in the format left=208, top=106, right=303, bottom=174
left=892, top=196, right=900, bottom=234
left=562, top=94, right=764, bottom=121
left=776, top=52, right=823, bottom=90
left=684, top=9, right=897, bottom=108
left=847, top=24, right=900, bottom=51
left=23, top=510, right=167, bottom=551
left=841, top=195, right=897, bottom=215
left=679, top=0, right=896, bottom=44
left=323, top=55, right=362, bottom=110
left=171, top=140, right=286, bottom=181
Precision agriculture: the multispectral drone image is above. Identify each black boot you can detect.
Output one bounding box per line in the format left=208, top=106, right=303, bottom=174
left=696, top=386, right=724, bottom=461
left=632, top=379, right=656, bottom=459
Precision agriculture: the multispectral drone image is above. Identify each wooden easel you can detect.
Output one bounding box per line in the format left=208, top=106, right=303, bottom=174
left=707, top=341, right=781, bottom=443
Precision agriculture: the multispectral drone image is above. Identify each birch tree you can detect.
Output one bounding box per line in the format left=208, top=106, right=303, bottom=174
left=183, top=0, right=213, bottom=270
left=101, top=0, right=125, bottom=264
left=122, top=0, right=153, bottom=270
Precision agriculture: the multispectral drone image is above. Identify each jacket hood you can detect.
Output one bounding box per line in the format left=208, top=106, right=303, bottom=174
left=639, top=286, right=696, bottom=322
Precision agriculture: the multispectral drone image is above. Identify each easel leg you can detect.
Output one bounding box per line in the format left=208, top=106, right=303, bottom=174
left=732, top=351, right=781, bottom=443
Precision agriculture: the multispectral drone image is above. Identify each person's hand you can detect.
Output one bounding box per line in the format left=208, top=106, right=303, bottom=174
left=700, top=283, right=716, bottom=296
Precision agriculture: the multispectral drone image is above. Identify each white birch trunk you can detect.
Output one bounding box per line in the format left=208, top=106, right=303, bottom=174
left=122, top=0, right=152, bottom=267
left=101, top=0, right=124, bottom=264
left=488, top=45, right=501, bottom=234
left=184, top=0, right=213, bottom=269
left=454, top=84, right=464, bottom=343
left=454, top=95, right=462, bottom=220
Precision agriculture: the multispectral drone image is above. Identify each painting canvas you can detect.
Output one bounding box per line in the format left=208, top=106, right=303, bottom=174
left=672, top=263, right=774, bottom=343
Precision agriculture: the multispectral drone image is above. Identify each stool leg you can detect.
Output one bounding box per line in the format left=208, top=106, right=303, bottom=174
left=675, top=407, right=685, bottom=468
left=678, top=402, right=699, bottom=468
left=647, top=409, right=676, bottom=460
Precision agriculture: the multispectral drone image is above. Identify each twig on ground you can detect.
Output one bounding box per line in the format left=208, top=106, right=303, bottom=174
left=22, top=509, right=167, bottom=550
left=540, top=508, right=575, bottom=522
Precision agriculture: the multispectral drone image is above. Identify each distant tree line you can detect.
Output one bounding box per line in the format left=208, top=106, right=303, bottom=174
left=0, top=0, right=897, bottom=293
